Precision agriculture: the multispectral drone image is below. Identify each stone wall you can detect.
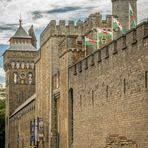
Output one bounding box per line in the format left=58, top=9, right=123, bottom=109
left=35, top=36, right=60, bottom=148
left=40, top=13, right=112, bottom=47
left=112, top=0, right=137, bottom=39
left=68, top=21, right=148, bottom=148
left=3, top=50, right=37, bottom=115
left=9, top=98, right=35, bottom=148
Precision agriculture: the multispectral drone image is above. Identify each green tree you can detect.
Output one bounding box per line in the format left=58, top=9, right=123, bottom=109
left=0, top=99, right=5, bottom=148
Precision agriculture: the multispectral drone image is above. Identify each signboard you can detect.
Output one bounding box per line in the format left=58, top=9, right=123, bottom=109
left=30, top=117, right=44, bottom=146
left=37, top=117, right=44, bottom=141
left=30, top=120, right=35, bottom=146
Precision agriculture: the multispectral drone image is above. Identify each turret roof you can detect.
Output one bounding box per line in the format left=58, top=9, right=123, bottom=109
left=12, top=19, right=31, bottom=39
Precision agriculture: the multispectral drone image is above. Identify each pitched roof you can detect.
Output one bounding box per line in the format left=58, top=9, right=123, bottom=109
left=12, top=19, right=31, bottom=39
left=7, top=44, right=37, bottom=51
left=12, top=25, right=31, bottom=38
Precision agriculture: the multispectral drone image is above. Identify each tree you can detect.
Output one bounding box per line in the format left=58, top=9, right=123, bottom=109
left=0, top=99, right=5, bottom=148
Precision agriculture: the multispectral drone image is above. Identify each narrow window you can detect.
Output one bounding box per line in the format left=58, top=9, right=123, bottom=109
left=106, top=85, right=109, bottom=99
left=124, top=79, right=126, bottom=94
left=68, top=88, right=73, bottom=146
left=80, top=95, right=82, bottom=109
left=92, top=90, right=94, bottom=106
left=145, top=71, right=147, bottom=88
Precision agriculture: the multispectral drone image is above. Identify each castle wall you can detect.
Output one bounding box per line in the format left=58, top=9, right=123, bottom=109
left=68, top=22, right=148, bottom=148
left=9, top=97, right=35, bottom=148
left=37, top=13, right=112, bottom=148
left=35, top=36, right=60, bottom=147
left=40, top=13, right=112, bottom=47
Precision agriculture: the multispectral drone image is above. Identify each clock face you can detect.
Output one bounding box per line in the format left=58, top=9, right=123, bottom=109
left=19, top=72, right=26, bottom=79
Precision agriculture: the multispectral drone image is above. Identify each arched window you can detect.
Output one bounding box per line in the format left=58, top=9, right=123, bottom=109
left=68, top=88, right=73, bottom=146
left=13, top=72, right=18, bottom=84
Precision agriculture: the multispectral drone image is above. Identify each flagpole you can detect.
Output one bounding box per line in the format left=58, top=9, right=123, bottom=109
left=84, top=36, right=87, bottom=57
left=111, top=16, right=114, bottom=40
left=129, top=2, right=131, bottom=30
left=97, top=28, right=99, bottom=49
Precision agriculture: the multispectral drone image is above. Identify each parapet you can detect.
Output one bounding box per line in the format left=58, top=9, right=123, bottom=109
left=40, top=13, right=112, bottom=46
left=69, top=20, right=148, bottom=75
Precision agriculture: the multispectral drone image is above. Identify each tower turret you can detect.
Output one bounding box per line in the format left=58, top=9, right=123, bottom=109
left=112, top=0, right=137, bottom=39
left=28, top=25, right=37, bottom=48
left=3, top=19, right=37, bottom=115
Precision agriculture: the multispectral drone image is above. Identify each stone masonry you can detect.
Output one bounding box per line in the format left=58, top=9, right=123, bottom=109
left=68, top=22, right=148, bottom=148
left=4, top=0, right=148, bottom=148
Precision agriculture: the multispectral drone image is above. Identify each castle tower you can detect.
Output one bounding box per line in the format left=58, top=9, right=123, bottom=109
left=28, top=25, right=37, bottom=48
left=4, top=18, right=37, bottom=114
left=4, top=18, right=37, bottom=148
left=112, top=0, right=137, bottom=39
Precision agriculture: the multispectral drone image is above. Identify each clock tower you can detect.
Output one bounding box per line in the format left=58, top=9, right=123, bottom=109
left=3, top=18, right=38, bottom=115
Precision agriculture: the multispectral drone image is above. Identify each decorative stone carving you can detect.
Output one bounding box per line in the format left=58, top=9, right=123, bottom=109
left=16, top=62, right=20, bottom=69
left=26, top=62, right=30, bottom=69
left=19, top=72, right=26, bottom=84
left=21, top=62, right=25, bottom=69
left=30, top=62, right=35, bottom=69
left=11, top=61, right=15, bottom=69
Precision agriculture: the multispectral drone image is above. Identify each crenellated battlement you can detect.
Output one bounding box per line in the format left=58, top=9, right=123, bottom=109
left=40, top=13, right=112, bottom=46
left=69, top=21, right=148, bottom=75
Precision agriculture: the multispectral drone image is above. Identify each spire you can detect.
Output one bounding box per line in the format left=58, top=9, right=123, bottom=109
left=19, top=14, right=22, bottom=27
left=12, top=16, right=31, bottom=38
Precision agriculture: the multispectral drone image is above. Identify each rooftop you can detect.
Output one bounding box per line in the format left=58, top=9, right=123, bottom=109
left=12, top=19, right=31, bottom=39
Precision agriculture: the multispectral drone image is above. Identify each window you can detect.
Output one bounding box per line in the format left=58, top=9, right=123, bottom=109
left=68, top=88, right=73, bottom=146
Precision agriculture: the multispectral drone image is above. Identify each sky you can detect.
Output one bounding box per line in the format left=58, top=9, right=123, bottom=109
left=0, top=0, right=148, bottom=85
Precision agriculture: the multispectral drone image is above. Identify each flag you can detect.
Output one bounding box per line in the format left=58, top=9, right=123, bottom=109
left=85, top=37, right=96, bottom=46
left=129, top=3, right=137, bottom=28
left=113, top=17, right=124, bottom=33
left=98, top=29, right=112, bottom=37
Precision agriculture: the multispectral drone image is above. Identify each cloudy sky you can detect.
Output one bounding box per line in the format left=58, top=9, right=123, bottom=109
left=0, top=0, right=148, bottom=45
left=0, top=0, right=148, bottom=84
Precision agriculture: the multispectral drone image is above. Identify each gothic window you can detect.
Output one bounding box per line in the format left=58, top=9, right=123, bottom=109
left=13, top=72, right=18, bottom=84
left=27, top=72, right=33, bottom=84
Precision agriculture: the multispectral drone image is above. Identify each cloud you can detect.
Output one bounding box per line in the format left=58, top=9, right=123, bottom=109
left=0, top=68, right=5, bottom=85
left=0, top=0, right=147, bottom=84
left=47, top=6, right=81, bottom=14
left=0, top=24, right=17, bottom=32
left=0, top=0, right=147, bottom=44
left=32, top=11, right=43, bottom=20
left=0, top=68, right=5, bottom=78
